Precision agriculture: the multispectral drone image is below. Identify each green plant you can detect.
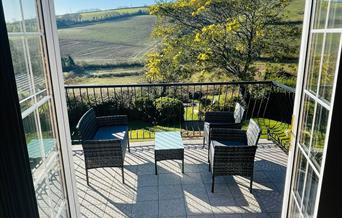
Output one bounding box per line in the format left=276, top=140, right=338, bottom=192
left=154, top=97, right=184, bottom=124
left=134, top=96, right=156, bottom=122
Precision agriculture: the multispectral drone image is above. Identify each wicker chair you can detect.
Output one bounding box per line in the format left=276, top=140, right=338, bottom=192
left=209, top=119, right=261, bottom=193
left=203, top=102, right=245, bottom=149
left=76, top=108, right=130, bottom=185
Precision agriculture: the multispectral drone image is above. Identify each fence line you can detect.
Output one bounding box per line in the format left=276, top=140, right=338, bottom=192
left=65, top=81, right=295, bottom=151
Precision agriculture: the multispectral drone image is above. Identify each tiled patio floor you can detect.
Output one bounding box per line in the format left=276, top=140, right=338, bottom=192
left=73, top=139, right=288, bottom=218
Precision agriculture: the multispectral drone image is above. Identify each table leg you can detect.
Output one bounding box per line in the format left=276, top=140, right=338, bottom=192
left=155, top=160, right=158, bottom=175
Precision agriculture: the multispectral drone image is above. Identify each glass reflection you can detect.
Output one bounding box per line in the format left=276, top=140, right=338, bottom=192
left=39, top=101, right=56, bottom=158
left=299, top=95, right=315, bottom=151
left=306, top=33, right=324, bottom=94
left=2, top=0, right=23, bottom=32
left=328, top=0, right=342, bottom=28
left=22, top=0, right=39, bottom=32
left=23, top=112, right=42, bottom=174
left=319, top=33, right=340, bottom=103
left=9, top=36, right=34, bottom=108
left=26, top=36, right=47, bottom=94
left=310, top=104, right=329, bottom=169
left=302, top=167, right=319, bottom=217
left=313, top=0, right=329, bottom=29
left=293, top=151, right=307, bottom=200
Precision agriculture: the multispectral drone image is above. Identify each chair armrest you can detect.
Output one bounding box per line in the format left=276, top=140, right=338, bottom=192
left=205, top=111, right=235, bottom=123
left=210, top=128, right=247, bottom=143
left=96, top=115, right=128, bottom=127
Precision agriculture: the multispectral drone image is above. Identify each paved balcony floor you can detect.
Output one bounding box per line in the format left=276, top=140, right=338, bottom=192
left=72, top=139, right=287, bottom=218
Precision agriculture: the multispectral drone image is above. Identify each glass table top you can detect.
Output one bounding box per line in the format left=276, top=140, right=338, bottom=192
left=155, top=131, right=184, bottom=150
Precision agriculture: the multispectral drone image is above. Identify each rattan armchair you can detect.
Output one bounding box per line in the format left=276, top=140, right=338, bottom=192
left=203, top=102, right=245, bottom=149
left=209, top=119, right=261, bottom=193
left=76, top=108, right=130, bottom=185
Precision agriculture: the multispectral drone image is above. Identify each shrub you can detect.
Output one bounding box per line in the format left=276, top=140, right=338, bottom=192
left=189, top=91, right=203, bottom=100
left=154, top=97, right=184, bottom=124
left=134, top=96, right=156, bottom=122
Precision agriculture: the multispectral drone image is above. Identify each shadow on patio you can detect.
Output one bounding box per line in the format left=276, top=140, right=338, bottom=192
left=72, top=139, right=287, bottom=218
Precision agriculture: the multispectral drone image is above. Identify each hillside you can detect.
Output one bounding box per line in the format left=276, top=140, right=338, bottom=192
left=58, top=15, right=157, bottom=64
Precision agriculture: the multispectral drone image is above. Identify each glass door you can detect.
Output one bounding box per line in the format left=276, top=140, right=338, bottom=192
left=287, top=0, right=342, bottom=217
left=2, top=0, right=71, bottom=217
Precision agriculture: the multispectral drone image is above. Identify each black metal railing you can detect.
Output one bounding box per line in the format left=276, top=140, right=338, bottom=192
left=65, top=81, right=295, bottom=151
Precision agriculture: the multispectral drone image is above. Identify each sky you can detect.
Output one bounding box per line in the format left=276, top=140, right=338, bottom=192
left=3, top=0, right=163, bottom=23
left=54, top=0, right=158, bottom=15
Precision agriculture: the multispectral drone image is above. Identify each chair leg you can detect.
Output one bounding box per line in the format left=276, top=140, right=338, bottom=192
left=208, top=161, right=211, bottom=172
left=202, top=137, right=205, bottom=148
left=86, top=169, right=89, bottom=186
left=207, top=143, right=210, bottom=163
left=122, top=167, right=125, bottom=184
left=127, top=138, right=131, bottom=153
left=249, top=175, right=253, bottom=193
left=211, top=176, right=215, bottom=193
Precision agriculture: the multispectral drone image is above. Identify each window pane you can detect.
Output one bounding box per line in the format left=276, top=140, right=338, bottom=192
left=38, top=101, right=56, bottom=158
left=22, top=0, right=39, bottom=32
left=23, top=112, right=42, bottom=174
left=319, top=33, right=340, bottom=103
left=36, top=180, right=52, bottom=217
left=299, top=95, right=315, bottom=150
left=302, top=167, right=319, bottom=217
left=313, top=0, right=329, bottom=29
left=9, top=36, right=35, bottom=109
left=48, top=161, right=67, bottom=216
left=328, top=0, right=342, bottom=28
left=306, top=33, right=324, bottom=94
left=2, top=0, right=23, bottom=32
left=289, top=197, right=301, bottom=218
left=26, top=36, right=48, bottom=94
left=310, top=104, right=329, bottom=169
left=292, top=151, right=307, bottom=200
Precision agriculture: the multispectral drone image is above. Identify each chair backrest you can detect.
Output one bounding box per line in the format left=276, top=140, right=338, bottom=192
left=234, top=102, right=245, bottom=123
left=213, top=146, right=257, bottom=176
left=246, top=119, right=261, bottom=146
left=204, top=111, right=235, bottom=123
left=76, top=108, right=97, bottom=140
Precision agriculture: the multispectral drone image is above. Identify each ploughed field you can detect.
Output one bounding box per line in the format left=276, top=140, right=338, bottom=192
left=58, top=15, right=157, bottom=64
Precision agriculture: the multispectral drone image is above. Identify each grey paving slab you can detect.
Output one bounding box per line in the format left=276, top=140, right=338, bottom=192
left=72, top=139, right=288, bottom=218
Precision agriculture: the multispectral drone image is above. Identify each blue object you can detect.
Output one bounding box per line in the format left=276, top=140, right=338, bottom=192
left=155, top=131, right=183, bottom=150
left=93, top=125, right=128, bottom=141
left=27, top=138, right=56, bottom=159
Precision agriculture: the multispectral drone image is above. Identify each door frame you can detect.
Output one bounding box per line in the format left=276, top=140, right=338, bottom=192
left=282, top=0, right=342, bottom=217
left=40, top=0, right=80, bottom=217
left=281, top=0, right=314, bottom=216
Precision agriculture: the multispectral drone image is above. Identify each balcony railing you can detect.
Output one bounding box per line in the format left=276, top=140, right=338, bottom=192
left=65, top=81, right=295, bottom=151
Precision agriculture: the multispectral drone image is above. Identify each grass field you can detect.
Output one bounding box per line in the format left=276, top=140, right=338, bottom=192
left=78, top=7, right=149, bottom=20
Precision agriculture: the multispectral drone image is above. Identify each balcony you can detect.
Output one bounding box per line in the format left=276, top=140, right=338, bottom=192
left=66, top=81, right=293, bottom=217
left=73, top=139, right=287, bottom=217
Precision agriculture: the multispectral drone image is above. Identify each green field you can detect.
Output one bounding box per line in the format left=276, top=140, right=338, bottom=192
left=80, top=7, right=148, bottom=20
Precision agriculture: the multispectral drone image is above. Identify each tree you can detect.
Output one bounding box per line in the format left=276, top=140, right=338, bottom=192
left=146, top=0, right=298, bottom=82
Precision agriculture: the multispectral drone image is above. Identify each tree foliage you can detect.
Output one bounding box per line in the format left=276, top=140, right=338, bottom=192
left=146, top=0, right=299, bottom=82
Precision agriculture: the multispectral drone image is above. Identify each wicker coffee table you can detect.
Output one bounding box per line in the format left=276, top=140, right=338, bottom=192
left=154, top=131, right=184, bottom=175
